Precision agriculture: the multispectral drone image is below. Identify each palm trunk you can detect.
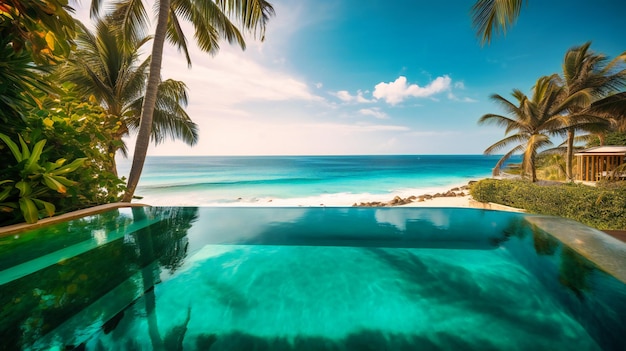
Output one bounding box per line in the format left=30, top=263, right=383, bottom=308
left=565, top=128, right=575, bottom=181
left=122, top=0, right=171, bottom=202
left=530, top=155, right=537, bottom=182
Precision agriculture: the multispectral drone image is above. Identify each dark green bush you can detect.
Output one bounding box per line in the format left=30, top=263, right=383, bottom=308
left=470, top=179, right=626, bottom=230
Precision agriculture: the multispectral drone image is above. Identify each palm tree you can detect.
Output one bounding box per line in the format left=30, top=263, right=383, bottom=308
left=471, top=0, right=525, bottom=45
left=479, top=75, right=568, bottom=182
left=90, top=0, right=274, bottom=202
left=555, top=43, right=626, bottom=180
left=62, top=18, right=198, bottom=176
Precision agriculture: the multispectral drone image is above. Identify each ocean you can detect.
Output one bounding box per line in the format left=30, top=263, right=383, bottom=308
left=116, top=155, right=516, bottom=206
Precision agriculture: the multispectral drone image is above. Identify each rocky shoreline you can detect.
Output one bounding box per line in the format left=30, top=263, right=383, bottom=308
left=353, top=181, right=476, bottom=207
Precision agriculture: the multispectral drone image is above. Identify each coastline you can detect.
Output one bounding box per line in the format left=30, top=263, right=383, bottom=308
left=134, top=180, right=480, bottom=208
left=123, top=155, right=506, bottom=208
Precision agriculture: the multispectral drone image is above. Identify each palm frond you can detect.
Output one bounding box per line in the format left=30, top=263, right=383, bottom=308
left=470, top=0, right=524, bottom=45
left=166, top=9, right=192, bottom=66
left=591, top=92, right=626, bottom=119
left=90, top=0, right=105, bottom=18
left=216, top=0, right=275, bottom=41
left=489, top=93, right=523, bottom=117
left=110, top=0, right=150, bottom=51
left=483, top=134, right=526, bottom=154
left=191, top=0, right=246, bottom=54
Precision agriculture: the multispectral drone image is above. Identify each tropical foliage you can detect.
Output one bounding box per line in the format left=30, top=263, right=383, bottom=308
left=479, top=75, right=573, bottom=181
left=480, top=43, right=626, bottom=182
left=0, top=85, right=127, bottom=225
left=0, top=0, right=76, bottom=134
left=30, top=85, right=127, bottom=205
left=554, top=42, right=626, bottom=180
left=470, top=178, right=626, bottom=230
left=471, top=0, right=525, bottom=45
left=0, top=133, right=85, bottom=224
left=0, top=0, right=76, bottom=63
left=89, top=0, right=275, bottom=201
left=0, top=36, right=53, bottom=131
left=61, top=17, right=198, bottom=175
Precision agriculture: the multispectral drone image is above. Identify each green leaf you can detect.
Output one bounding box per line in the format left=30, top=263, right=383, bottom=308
left=15, top=181, right=32, bottom=197
left=0, top=185, right=13, bottom=202
left=32, top=198, right=55, bottom=217
left=51, top=158, right=86, bottom=175
left=18, top=135, right=31, bottom=160
left=24, top=139, right=47, bottom=173
left=0, top=133, right=23, bottom=162
left=43, top=174, right=67, bottom=193
left=19, top=197, right=39, bottom=224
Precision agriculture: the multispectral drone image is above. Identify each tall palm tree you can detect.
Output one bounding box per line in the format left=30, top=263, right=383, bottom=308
left=471, top=0, right=525, bottom=45
left=555, top=43, right=626, bottom=180
left=90, top=0, right=274, bottom=202
left=479, top=75, right=571, bottom=182
left=62, top=18, right=198, bottom=176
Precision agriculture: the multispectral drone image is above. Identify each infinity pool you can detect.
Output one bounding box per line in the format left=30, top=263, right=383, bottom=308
left=1, top=207, right=625, bottom=350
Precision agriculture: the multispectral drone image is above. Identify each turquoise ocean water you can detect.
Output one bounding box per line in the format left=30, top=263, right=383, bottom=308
left=117, top=155, right=519, bottom=206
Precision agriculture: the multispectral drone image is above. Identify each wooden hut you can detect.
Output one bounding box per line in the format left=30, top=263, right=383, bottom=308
left=575, top=146, right=626, bottom=181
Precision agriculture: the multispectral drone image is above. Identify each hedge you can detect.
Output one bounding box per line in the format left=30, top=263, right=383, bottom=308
left=470, top=179, right=626, bottom=230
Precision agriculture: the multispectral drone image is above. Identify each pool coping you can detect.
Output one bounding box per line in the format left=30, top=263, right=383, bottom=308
left=0, top=203, right=149, bottom=236
left=525, top=216, right=626, bottom=284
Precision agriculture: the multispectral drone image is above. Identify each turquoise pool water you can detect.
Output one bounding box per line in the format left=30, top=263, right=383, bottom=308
left=1, top=207, right=625, bottom=350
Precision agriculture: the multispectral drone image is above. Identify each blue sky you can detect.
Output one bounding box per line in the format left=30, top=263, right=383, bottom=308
left=77, top=0, right=626, bottom=156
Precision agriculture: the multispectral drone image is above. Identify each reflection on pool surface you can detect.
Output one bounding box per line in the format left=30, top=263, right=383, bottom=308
left=1, top=207, right=625, bottom=350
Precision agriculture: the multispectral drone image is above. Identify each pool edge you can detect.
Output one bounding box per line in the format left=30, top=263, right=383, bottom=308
left=525, top=215, right=626, bottom=284
left=0, top=202, right=150, bottom=236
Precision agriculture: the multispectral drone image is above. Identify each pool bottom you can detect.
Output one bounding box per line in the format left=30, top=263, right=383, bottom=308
left=45, top=244, right=600, bottom=351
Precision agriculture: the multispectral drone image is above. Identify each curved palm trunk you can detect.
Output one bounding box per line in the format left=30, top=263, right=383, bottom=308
left=565, top=128, right=575, bottom=181
left=122, top=0, right=171, bottom=202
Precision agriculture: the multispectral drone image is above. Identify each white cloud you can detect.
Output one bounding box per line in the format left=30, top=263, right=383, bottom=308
left=373, top=75, right=452, bottom=105
left=161, top=48, right=323, bottom=109
left=447, top=92, right=478, bottom=103
left=358, top=108, right=389, bottom=119
left=334, top=90, right=354, bottom=102
left=332, top=90, right=373, bottom=103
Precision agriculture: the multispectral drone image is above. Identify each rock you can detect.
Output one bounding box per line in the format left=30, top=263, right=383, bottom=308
left=451, top=187, right=460, bottom=192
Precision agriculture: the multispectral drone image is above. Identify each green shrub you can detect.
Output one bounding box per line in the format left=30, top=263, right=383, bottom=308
left=0, top=133, right=85, bottom=224
left=470, top=179, right=626, bottom=230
